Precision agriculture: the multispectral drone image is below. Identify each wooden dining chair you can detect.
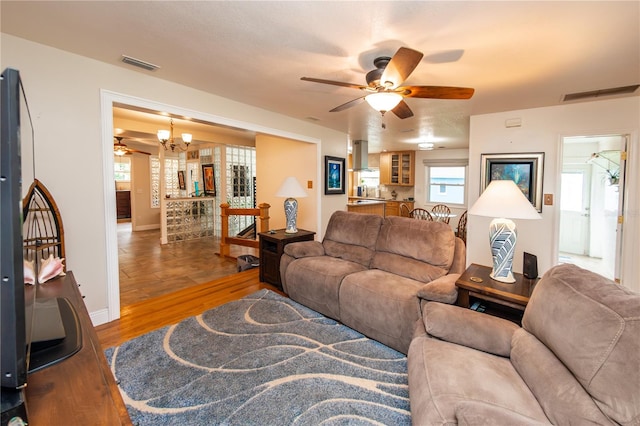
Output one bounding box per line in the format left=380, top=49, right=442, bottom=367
left=431, top=204, right=451, bottom=224
left=456, top=210, right=468, bottom=244
left=399, top=203, right=411, bottom=217
left=409, top=208, right=434, bottom=221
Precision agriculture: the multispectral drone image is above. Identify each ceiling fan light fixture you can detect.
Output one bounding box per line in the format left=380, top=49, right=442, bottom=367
left=114, top=147, right=128, bottom=156
left=365, top=92, right=403, bottom=112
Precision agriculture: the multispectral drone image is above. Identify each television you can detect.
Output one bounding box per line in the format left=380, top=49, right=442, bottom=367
left=1, top=67, right=31, bottom=422
left=1, top=68, right=82, bottom=425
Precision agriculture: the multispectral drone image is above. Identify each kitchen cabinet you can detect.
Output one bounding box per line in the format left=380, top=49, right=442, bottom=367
left=385, top=200, right=414, bottom=217
left=380, top=151, right=415, bottom=186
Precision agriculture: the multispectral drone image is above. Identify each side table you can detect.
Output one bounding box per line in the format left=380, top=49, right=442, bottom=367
left=259, top=229, right=315, bottom=289
left=455, top=263, right=538, bottom=323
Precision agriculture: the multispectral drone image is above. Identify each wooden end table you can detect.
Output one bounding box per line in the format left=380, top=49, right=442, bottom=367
left=259, top=229, right=315, bottom=289
left=455, top=263, right=538, bottom=323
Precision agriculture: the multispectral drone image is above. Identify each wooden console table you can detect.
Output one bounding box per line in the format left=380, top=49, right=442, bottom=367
left=25, top=272, right=131, bottom=424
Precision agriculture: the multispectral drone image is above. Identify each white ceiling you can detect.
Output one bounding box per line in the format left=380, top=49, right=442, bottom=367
left=2, top=1, right=639, bottom=153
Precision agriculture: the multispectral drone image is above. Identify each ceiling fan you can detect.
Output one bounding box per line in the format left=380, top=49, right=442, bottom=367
left=301, top=47, right=474, bottom=119
left=113, top=136, right=151, bottom=156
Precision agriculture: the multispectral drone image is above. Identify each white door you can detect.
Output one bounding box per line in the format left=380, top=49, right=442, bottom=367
left=559, top=166, right=591, bottom=255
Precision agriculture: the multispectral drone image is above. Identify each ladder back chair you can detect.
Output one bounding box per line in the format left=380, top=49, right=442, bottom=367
left=431, top=204, right=452, bottom=223
left=456, top=210, right=468, bottom=244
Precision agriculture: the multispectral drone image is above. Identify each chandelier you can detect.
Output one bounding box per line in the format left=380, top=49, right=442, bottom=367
left=157, top=118, right=192, bottom=152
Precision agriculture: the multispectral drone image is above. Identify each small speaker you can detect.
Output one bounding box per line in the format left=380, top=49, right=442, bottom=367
left=523, top=252, right=538, bottom=279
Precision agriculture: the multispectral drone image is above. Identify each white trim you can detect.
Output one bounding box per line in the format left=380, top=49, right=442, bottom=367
left=89, top=308, right=110, bottom=327
left=101, top=90, right=322, bottom=322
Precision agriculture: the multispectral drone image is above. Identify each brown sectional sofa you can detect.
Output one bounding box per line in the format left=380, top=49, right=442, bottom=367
left=280, top=210, right=466, bottom=354
left=280, top=210, right=640, bottom=424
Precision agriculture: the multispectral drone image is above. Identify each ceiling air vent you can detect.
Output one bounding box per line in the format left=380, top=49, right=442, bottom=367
left=121, top=55, right=160, bottom=71
left=563, top=84, right=639, bottom=102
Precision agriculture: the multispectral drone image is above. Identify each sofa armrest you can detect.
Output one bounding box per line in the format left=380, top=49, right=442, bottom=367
left=416, top=273, right=460, bottom=304
left=283, top=240, right=325, bottom=258
left=424, top=302, right=519, bottom=357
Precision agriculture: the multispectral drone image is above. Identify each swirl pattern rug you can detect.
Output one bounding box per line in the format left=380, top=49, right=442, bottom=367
left=105, top=289, right=410, bottom=425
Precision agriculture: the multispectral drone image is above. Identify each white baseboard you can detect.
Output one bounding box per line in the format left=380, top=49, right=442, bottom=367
left=90, top=308, right=110, bottom=326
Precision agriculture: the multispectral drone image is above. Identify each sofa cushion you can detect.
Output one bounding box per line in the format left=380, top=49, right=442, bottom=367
left=455, top=401, right=550, bottom=425
left=408, top=333, right=549, bottom=425
left=283, top=256, right=367, bottom=321
left=322, top=211, right=383, bottom=267
left=522, top=264, right=640, bottom=425
left=339, top=269, right=423, bottom=354
left=372, top=217, right=455, bottom=282
left=511, top=328, right=615, bottom=425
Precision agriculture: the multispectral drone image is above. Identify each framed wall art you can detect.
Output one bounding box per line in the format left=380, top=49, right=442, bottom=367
left=177, top=170, right=186, bottom=190
left=324, top=156, right=345, bottom=195
left=201, top=164, right=216, bottom=196
left=480, top=152, right=544, bottom=212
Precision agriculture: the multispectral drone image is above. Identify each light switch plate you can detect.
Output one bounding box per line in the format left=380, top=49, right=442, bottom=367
left=544, top=194, right=553, bottom=205
left=307, top=180, right=313, bottom=189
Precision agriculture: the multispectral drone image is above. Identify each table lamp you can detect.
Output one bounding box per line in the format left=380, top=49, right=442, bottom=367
left=275, top=177, right=308, bottom=233
left=468, top=180, right=541, bottom=283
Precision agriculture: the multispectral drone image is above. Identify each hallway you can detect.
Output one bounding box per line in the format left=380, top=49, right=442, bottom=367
left=117, top=222, right=258, bottom=307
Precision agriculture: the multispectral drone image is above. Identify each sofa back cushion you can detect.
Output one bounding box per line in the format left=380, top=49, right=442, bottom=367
left=371, top=217, right=455, bottom=282
left=522, top=264, right=640, bottom=425
left=322, top=211, right=383, bottom=267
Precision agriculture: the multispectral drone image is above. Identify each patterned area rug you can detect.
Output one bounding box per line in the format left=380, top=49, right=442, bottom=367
left=105, top=289, right=410, bottom=425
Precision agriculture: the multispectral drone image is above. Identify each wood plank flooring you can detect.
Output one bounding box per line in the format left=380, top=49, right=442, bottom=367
left=117, top=222, right=258, bottom=307
left=96, top=223, right=275, bottom=349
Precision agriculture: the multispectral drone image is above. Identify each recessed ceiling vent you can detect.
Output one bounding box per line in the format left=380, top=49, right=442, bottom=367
left=563, top=84, right=639, bottom=102
left=121, top=55, right=160, bottom=71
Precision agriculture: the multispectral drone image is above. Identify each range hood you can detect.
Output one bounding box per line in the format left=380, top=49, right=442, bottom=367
left=352, top=140, right=368, bottom=170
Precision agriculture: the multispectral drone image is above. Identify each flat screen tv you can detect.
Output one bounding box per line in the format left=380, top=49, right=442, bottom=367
left=1, top=68, right=82, bottom=426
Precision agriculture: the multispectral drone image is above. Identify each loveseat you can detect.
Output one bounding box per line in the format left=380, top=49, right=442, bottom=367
left=280, top=210, right=465, bottom=354
left=409, top=263, right=640, bottom=425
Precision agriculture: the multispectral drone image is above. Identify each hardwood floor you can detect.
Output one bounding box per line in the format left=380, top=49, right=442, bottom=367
left=117, top=222, right=258, bottom=306
left=96, top=222, right=276, bottom=349
left=95, top=269, right=283, bottom=349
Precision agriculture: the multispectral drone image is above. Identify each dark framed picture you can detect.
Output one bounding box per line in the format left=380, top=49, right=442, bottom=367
left=201, top=164, right=216, bottom=196
left=480, top=152, right=544, bottom=212
left=177, top=170, right=186, bottom=190
left=324, top=156, right=345, bottom=195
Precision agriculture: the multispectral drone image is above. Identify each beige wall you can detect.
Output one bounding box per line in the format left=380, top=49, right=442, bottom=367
left=256, top=134, right=318, bottom=234
left=2, top=33, right=348, bottom=321
left=468, top=97, right=640, bottom=292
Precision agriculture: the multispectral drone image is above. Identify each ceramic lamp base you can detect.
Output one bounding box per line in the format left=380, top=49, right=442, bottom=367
left=489, top=217, right=517, bottom=283
left=283, top=197, right=298, bottom=234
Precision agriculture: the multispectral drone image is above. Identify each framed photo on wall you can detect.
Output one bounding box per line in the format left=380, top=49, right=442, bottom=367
left=480, top=152, right=544, bottom=212
left=202, top=164, right=216, bottom=196
left=177, top=170, right=186, bottom=190
left=324, top=156, right=345, bottom=195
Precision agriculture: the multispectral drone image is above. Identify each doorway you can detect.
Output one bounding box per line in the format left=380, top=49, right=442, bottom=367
left=559, top=135, right=626, bottom=281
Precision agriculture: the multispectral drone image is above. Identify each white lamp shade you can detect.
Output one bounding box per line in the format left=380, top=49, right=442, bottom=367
left=275, top=177, right=308, bottom=198
left=469, top=180, right=541, bottom=220
left=365, top=92, right=403, bottom=112
left=157, top=129, right=170, bottom=141
left=181, top=133, right=192, bottom=143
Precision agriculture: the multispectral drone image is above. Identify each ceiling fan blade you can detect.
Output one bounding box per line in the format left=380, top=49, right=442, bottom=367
left=380, top=47, right=424, bottom=88
left=130, top=149, right=151, bottom=155
left=330, top=96, right=366, bottom=112
left=400, top=85, right=475, bottom=99
left=391, top=100, right=414, bottom=119
left=301, top=77, right=367, bottom=90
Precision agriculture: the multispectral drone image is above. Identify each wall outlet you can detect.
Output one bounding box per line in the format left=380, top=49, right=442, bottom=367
left=544, top=194, right=553, bottom=205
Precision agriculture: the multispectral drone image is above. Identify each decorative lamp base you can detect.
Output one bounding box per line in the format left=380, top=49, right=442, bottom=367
left=283, top=197, right=298, bottom=234
left=489, top=218, right=517, bottom=283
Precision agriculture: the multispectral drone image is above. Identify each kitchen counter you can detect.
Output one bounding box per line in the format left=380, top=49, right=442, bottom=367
left=346, top=199, right=386, bottom=216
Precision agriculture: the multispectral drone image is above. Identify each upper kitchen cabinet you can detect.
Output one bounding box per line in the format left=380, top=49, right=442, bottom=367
left=380, top=151, right=415, bottom=186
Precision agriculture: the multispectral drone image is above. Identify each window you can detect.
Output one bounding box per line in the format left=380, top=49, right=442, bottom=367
left=426, top=166, right=466, bottom=205
left=114, top=156, right=131, bottom=181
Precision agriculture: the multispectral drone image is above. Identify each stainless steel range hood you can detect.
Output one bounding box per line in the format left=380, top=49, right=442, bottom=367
left=352, top=140, right=368, bottom=170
